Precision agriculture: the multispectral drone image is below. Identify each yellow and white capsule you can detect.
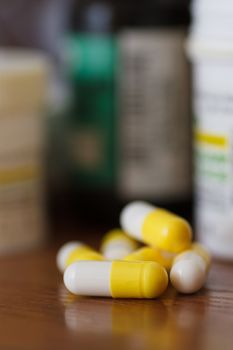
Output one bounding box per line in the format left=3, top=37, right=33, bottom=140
left=124, top=246, right=175, bottom=270
left=64, top=260, right=168, bottom=299
left=170, top=244, right=211, bottom=294
left=101, top=229, right=138, bottom=260
left=120, top=201, right=192, bottom=253
left=56, top=241, right=104, bottom=273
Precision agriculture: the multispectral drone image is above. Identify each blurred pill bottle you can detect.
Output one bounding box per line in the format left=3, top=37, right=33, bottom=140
left=117, top=0, right=192, bottom=218
left=65, top=0, right=192, bottom=224
left=0, top=49, right=49, bottom=253
left=0, top=0, right=74, bottom=223
left=188, top=0, right=233, bottom=259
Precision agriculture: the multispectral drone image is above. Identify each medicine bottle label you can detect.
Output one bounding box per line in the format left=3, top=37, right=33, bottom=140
left=193, top=60, right=233, bottom=257
left=117, top=30, right=191, bottom=200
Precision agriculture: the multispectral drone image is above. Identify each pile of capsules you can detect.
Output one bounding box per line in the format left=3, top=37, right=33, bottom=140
left=57, top=201, right=211, bottom=299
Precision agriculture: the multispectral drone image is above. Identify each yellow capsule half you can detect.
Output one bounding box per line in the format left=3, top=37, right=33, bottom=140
left=110, top=261, right=168, bottom=298
left=124, top=246, right=175, bottom=270
left=56, top=241, right=104, bottom=273
left=66, top=246, right=104, bottom=267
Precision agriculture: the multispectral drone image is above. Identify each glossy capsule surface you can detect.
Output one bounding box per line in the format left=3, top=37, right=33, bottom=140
left=120, top=201, right=192, bottom=253
left=64, top=260, right=168, bottom=299
left=170, top=245, right=210, bottom=294
left=124, top=246, right=175, bottom=270
left=56, top=241, right=104, bottom=273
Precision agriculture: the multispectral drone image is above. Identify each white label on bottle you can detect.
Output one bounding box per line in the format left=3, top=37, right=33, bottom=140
left=193, top=59, right=233, bottom=258
left=117, top=29, right=191, bottom=200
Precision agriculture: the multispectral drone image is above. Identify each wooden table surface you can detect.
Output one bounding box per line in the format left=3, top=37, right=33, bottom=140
left=0, top=228, right=233, bottom=350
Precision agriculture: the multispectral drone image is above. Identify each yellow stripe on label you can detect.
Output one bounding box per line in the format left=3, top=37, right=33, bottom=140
left=195, top=130, right=228, bottom=148
left=0, top=165, right=41, bottom=185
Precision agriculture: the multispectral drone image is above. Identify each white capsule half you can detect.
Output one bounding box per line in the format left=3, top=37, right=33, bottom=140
left=170, top=252, right=207, bottom=294
left=64, top=261, right=112, bottom=297
left=56, top=241, right=84, bottom=273
left=104, top=243, right=134, bottom=260
left=101, top=229, right=138, bottom=260
left=120, top=201, right=154, bottom=240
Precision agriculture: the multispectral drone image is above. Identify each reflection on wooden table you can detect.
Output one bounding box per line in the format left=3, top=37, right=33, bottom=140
left=0, top=237, right=232, bottom=350
left=60, top=288, right=203, bottom=349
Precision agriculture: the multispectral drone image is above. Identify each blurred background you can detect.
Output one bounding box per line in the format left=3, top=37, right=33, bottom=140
left=0, top=0, right=192, bottom=252
left=1, top=0, right=231, bottom=259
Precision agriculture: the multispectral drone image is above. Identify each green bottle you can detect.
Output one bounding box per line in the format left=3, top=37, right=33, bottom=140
left=66, top=0, right=119, bottom=223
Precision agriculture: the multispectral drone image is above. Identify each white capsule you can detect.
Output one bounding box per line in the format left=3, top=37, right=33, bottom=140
left=56, top=241, right=84, bottom=273
left=170, top=253, right=207, bottom=294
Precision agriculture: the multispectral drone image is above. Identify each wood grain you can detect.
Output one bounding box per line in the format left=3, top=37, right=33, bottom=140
left=0, top=231, right=233, bottom=350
